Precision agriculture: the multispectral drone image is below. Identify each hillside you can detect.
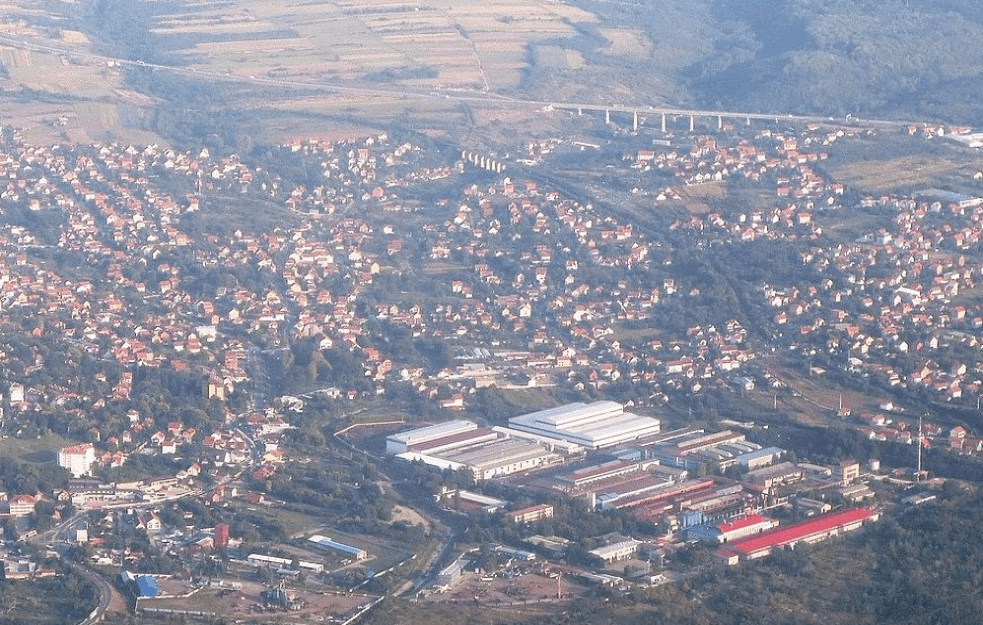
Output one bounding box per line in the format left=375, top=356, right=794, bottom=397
left=553, top=0, right=983, bottom=123
left=3, top=0, right=983, bottom=146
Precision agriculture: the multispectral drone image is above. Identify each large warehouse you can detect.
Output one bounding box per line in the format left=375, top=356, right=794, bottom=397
left=722, top=507, right=880, bottom=561
left=386, top=420, right=477, bottom=454
left=441, top=438, right=557, bottom=480
left=688, top=514, right=780, bottom=545
left=508, top=401, right=661, bottom=449
left=389, top=420, right=559, bottom=480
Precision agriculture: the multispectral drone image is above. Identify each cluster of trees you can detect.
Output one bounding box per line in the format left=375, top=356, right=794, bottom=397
left=540, top=0, right=983, bottom=123
left=753, top=417, right=983, bottom=485
left=0, top=456, right=68, bottom=496
left=255, top=459, right=396, bottom=535
left=99, top=452, right=182, bottom=484
left=0, top=572, right=98, bottom=625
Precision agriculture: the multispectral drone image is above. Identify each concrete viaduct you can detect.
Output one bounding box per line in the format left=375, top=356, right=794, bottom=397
left=546, top=102, right=913, bottom=133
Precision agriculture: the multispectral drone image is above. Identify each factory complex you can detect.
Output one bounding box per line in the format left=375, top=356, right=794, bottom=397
left=506, top=401, right=661, bottom=449
left=387, top=401, right=661, bottom=480
left=386, top=405, right=884, bottom=571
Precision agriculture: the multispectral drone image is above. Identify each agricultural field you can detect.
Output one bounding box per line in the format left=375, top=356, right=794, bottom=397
left=598, top=29, right=651, bottom=59
left=137, top=0, right=596, bottom=93
left=0, top=19, right=155, bottom=144
left=0, top=0, right=607, bottom=145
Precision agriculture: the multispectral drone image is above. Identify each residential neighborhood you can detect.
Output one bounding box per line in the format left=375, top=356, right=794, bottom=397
left=2, top=113, right=983, bottom=624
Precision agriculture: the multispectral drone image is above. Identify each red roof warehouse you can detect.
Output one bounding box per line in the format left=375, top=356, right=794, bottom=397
left=721, top=507, right=879, bottom=561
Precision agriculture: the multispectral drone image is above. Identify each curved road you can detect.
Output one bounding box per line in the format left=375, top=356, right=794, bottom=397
left=65, top=560, right=112, bottom=625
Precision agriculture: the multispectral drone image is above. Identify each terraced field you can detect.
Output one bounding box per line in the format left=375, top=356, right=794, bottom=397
left=0, top=0, right=606, bottom=143
left=154, top=0, right=595, bottom=90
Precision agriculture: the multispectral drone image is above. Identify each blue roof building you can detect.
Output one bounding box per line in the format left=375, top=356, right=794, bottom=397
left=135, top=575, right=159, bottom=597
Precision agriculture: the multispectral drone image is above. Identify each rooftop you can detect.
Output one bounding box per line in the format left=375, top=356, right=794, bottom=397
left=730, top=508, right=879, bottom=555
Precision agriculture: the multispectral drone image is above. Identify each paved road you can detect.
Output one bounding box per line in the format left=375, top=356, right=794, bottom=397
left=63, top=560, right=112, bottom=625
left=0, top=35, right=940, bottom=130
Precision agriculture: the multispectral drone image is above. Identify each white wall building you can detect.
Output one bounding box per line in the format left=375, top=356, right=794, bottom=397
left=58, top=443, right=96, bottom=478
left=508, top=401, right=660, bottom=449
left=386, top=420, right=477, bottom=454
left=589, top=539, right=642, bottom=563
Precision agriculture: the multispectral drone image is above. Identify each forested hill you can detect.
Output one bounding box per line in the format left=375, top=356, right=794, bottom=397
left=547, top=0, right=983, bottom=124
left=694, top=0, right=983, bottom=122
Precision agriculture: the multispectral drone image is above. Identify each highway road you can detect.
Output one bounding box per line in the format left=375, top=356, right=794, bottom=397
left=0, top=35, right=936, bottom=131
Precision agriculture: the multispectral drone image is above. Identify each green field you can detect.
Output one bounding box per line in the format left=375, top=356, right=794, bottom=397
left=0, top=432, right=79, bottom=461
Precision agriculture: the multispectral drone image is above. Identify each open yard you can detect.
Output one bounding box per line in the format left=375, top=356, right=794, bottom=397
left=0, top=431, right=79, bottom=461
left=827, top=154, right=971, bottom=194
left=823, top=132, right=983, bottom=194
left=424, top=568, right=591, bottom=605
left=138, top=579, right=377, bottom=623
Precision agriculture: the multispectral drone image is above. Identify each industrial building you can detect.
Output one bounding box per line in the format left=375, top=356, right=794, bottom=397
left=599, top=477, right=716, bottom=511
left=246, top=554, right=323, bottom=574
left=597, top=475, right=678, bottom=510
left=491, top=425, right=585, bottom=455
left=678, top=482, right=750, bottom=518
left=308, top=535, right=368, bottom=560
left=557, top=459, right=649, bottom=489
left=441, top=438, right=558, bottom=480
left=508, top=401, right=661, bottom=449
left=392, top=422, right=560, bottom=481
left=589, top=538, right=642, bottom=563
left=525, top=535, right=571, bottom=557
left=736, top=447, right=785, bottom=470
left=406, top=428, right=499, bottom=455
left=437, top=560, right=465, bottom=588
left=687, top=514, right=779, bottom=545
left=839, top=461, right=861, bottom=486
left=509, top=503, right=554, bottom=524
left=386, top=420, right=477, bottom=454
left=646, top=430, right=756, bottom=471
left=437, top=489, right=508, bottom=513
left=495, top=545, right=537, bottom=561
left=794, top=497, right=832, bottom=516
left=722, top=508, right=880, bottom=561
left=247, top=554, right=293, bottom=568
left=745, top=462, right=803, bottom=490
